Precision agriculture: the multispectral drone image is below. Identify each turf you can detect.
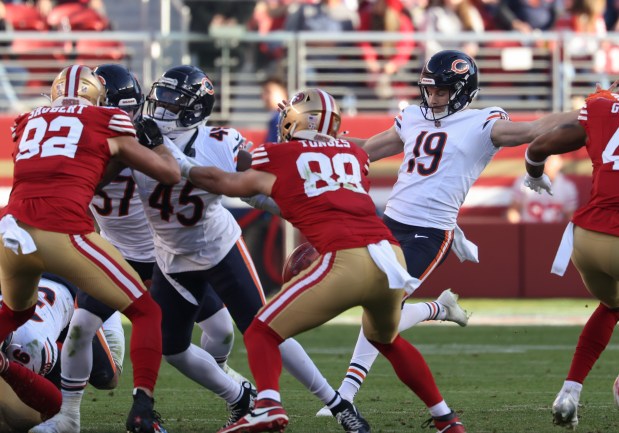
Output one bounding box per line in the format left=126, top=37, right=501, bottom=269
left=79, top=300, right=619, bottom=433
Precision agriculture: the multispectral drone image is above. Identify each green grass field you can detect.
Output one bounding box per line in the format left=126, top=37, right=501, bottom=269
left=79, top=299, right=619, bottom=433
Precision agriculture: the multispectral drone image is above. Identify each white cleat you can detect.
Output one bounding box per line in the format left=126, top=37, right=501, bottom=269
left=552, top=388, right=580, bottom=429
left=29, top=412, right=80, bottom=433
left=315, top=405, right=332, bottom=417
left=223, top=363, right=251, bottom=385
left=437, top=289, right=470, bottom=327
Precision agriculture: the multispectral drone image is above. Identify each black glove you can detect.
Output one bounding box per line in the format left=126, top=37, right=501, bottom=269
left=134, top=117, right=163, bottom=149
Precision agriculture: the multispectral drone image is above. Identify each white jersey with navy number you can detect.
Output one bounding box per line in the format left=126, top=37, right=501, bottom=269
left=133, top=125, right=244, bottom=273
left=1, top=277, right=74, bottom=375
left=90, top=167, right=155, bottom=262
left=385, top=105, right=508, bottom=230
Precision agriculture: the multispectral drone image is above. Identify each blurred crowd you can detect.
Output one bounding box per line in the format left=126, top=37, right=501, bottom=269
left=187, top=0, right=619, bottom=79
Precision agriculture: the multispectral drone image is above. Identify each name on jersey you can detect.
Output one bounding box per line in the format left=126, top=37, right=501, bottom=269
left=29, top=105, right=86, bottom=119
left=301, top=139, right=351, bottom=148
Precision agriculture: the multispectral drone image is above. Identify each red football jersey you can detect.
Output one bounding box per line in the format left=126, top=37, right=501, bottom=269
left=2, top=104, right=136, bottom=234
left=251, top=138, right=397, bottom=253
left=572, top=95, right=619, bottom=236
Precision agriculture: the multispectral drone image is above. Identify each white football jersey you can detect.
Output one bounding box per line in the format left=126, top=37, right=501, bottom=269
left=385, top=105, right=508, bottom=230
left=1, top=277, right=74, bottom=375
left=133, top=126, right=244, bottom=273
left=90, top=168, right=155, bottom=262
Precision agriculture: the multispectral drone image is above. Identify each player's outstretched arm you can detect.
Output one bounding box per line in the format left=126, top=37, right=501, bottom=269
left=360, top=126, right=404, bottom=162
left=491, top=110, right=579, bottom=148
left=188, top=166, right=276, bottom=198
left=109, top=135, right=181, bottom=185
left=525, top=123, right=587, bottom=178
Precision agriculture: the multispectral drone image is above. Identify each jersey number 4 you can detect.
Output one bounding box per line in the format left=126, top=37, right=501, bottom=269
left=16, top=116, right=83, bottom=161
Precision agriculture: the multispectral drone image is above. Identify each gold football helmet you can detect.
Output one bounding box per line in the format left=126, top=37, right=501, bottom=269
left=278, top=88, right=341, bottom=142
left=51, top=65, right=106, bottom=106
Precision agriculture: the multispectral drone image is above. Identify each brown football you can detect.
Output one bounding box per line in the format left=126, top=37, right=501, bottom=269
left=282, top=242, right=320, bottom=283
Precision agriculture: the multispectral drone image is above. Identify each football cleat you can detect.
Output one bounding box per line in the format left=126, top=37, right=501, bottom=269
left=331, top=399, right=371, bottom=433
left=223, top=381, right=257, bottom=428
left=422, top=411, right=466, bottom=433
left=29, top=412, right=80, bottom=433
left=316, top=405, right=332, bottom=417
left=223, top=364, right=251, bottom=385
left=218, top=398, right=289, bottom=433
left=125, top=389, right=168, bottom=433
left=437, top=289, right=470, bottom=327
left=552, top=388, right=580, bottom=429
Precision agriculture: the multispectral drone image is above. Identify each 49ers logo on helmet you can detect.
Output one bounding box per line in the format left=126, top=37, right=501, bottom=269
left=451, top=59, right=470, bottom=74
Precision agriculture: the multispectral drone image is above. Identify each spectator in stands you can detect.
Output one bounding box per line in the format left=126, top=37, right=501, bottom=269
left=507, top=154, right=579, bottom=223
left=261, top=77, right=288, bottom=143
left=185, top=0, right=255, bottom=70
left=357, top=0, right=415, bottom=99
left=285, top=0, right=358, bottom=32
left=248, top=0, right=291, bottom=75
left=284, top=0, right=359, bottom=84
left=494, top=0, right=558, bottom=33
left=423, top=0, right=485, bottom=57
left=605, top=0, right=619, bottom=30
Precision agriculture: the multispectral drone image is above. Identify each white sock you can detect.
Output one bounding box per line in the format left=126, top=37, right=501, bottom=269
left=338, top=303, right=445, bottom=402
left=62, top=309, right=102, bottom=387
left=428, top=400, right=451, bottom=418
left=59, top=389, right=84, bottom=417
left=279, top=338, right=337, bottom=405
left=101, top=311, right=125, bottom=373
left=338, top=327, right=377, bottom=402
left=197, top=307, right=235, bottom=367
left=165, top=344, right=241, bottom=403
left=400, top=302, right=446, bottom=331
left=562, top=380, right=583, bottom=396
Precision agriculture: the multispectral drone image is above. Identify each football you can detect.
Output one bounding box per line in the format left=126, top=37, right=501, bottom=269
left=282, top=242, right=320, bottom=284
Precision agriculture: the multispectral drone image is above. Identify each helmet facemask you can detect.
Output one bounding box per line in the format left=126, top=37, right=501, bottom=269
left=145, top=66, right=215, bottom=136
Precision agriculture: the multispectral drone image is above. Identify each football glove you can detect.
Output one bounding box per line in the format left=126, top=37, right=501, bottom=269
left=524, top=173, right=553, bottom=195
left=134, top=117, right=163, bottom=149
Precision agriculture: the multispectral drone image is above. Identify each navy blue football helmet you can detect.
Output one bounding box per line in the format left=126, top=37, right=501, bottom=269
left=94, top=64, right=144, bottom=120
left=418, top=50, right=479, bottom=121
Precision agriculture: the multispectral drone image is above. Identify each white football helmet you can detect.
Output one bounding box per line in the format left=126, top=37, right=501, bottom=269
left=51, top=64, right=106, bottom=106
left=278, top=88, right=341, bottom=142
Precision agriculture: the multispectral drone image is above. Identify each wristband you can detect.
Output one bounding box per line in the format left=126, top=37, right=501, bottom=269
left=525, top=148, right=547, bottom=166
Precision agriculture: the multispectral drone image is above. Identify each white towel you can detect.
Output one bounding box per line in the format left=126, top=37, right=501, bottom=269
left=551, top=222, right=574, bottom=276
left=0, top=214, right=37, bottom=255
left=367, top=240, right=421, bottom=296
left=452, top=225, right=479, bottom=263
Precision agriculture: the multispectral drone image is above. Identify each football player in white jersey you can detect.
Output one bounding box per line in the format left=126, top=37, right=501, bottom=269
left=138, top=65, right=359, bottom=430
left=316, top=49, right=578, bottom=422
left=0, top=273, right=123, bottom=433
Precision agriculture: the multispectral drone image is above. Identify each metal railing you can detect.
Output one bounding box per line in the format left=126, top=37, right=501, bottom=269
left=0, top=30, right=617, bottom=128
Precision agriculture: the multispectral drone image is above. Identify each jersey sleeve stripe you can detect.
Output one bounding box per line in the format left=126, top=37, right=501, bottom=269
left=252, top=157, right=270, bottom=166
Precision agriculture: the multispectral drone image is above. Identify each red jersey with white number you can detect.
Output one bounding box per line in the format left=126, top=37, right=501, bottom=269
left=251, top=137, right=397, bottom=254
left=572, top=94, right=619, bottom=236
left=1, top=103, right=135, bottom=234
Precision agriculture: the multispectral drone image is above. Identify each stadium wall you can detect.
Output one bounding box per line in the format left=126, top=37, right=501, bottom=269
left=0, top=114, right=591, bottom=298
